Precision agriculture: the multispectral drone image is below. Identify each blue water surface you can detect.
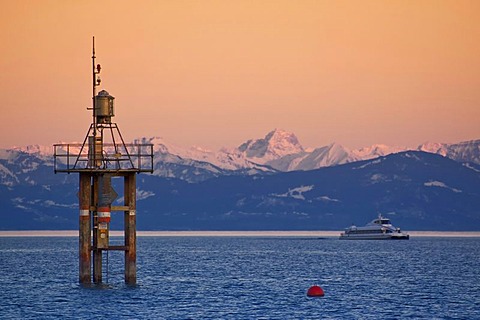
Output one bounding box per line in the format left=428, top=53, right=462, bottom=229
left=0, top=236, right=479, bottom=319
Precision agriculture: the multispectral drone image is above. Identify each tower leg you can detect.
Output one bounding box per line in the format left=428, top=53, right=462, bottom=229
left=124, top=173, right=136, bottom=284
left=79, top=173, right=91, bottom=284
left=92, top=176, right=103, bottom=283
left=93, top=249, right=102, bottom=283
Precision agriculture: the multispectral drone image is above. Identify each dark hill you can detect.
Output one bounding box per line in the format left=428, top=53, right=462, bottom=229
left=1, top=151, right=479, bottom=231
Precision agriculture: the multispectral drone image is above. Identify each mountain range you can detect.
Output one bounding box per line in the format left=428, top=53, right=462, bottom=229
left=1, top=130, right=479, bottom=231
left=135, top=129, right=480, bottom=182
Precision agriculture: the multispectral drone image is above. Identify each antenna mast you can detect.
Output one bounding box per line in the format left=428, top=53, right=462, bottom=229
left=92, top=36, right=101, bottom=136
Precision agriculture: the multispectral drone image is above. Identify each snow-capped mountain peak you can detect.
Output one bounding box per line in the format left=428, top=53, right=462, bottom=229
left=418, top=139, right=480, bottom=164
left=134, top=136, right=170, bottom=153
left=417, top=142, right=448, bottom=156
left=11, top=144, right=53, bottom=158
left=352, top=144, right=408, bottom=159
left=293, top=142, right=353, bottom=170
left=237, top=129, right=304, bottom=162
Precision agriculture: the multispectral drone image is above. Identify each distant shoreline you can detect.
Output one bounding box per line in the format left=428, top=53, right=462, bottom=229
left=1, top=230, right=480, bottom=237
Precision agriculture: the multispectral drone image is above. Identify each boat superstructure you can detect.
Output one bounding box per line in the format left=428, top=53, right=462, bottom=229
left=340, top=215, right=409, bottom=240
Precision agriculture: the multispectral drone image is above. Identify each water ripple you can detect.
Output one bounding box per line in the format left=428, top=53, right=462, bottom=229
left=0, top=237, right=479, bottom=319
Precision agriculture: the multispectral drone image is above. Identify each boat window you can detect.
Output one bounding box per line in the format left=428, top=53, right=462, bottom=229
left=381, top=219, right=390, bottom=224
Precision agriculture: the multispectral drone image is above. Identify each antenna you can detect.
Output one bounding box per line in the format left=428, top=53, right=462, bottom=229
left=92, top=36, right=100, bottom=136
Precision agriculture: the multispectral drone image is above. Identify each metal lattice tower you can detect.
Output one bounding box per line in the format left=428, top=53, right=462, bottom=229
left=54, top=37, right=153, bottom=285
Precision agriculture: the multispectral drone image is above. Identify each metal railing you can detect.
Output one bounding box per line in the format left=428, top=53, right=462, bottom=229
left=54, top=143, right=154, bottom=173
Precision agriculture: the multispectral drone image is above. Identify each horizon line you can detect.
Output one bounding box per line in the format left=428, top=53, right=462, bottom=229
left=1, top=230, right=479, bottom=237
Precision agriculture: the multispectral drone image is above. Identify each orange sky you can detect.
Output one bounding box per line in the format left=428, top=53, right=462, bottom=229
left=1, top=0, right=479, bottom=150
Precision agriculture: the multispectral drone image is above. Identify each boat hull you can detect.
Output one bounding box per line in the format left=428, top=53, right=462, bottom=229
left=339, top=233, right=409, bottom=240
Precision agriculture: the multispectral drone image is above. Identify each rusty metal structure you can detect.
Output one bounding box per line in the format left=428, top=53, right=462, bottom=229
left=54, top=37, right=153, bottom=285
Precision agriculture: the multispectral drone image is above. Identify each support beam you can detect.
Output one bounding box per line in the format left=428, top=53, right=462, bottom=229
left=92, top=176, right=102, bottom=283
left=124, top=173, right=137, bottom=284
left=79, top=173, right=91, bottom=284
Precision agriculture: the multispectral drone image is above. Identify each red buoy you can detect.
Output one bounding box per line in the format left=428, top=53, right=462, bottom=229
left=307, top=285, right=325, bottom=297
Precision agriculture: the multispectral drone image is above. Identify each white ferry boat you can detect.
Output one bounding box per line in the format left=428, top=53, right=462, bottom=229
left=339, top=215, right=409, bottom=240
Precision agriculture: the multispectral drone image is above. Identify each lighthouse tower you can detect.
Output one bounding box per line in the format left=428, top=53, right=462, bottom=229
left=54, top=37, right=153, bottom=285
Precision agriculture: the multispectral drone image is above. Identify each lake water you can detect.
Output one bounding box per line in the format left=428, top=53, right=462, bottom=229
left=0, top=236, right=479, bottom=319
